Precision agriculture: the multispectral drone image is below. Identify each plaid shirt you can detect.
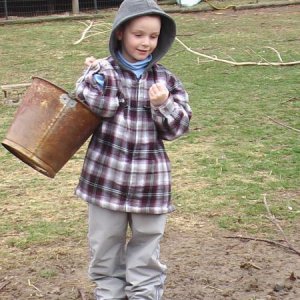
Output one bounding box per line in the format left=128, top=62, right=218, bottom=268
left=75, top=57, right=192, bottom=214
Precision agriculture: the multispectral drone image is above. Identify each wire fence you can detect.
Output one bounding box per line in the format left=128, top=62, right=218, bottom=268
left=0, top=0, right=123, bottom=19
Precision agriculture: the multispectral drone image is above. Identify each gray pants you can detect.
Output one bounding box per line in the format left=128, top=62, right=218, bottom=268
left=88, top=204, right=167, bottom=300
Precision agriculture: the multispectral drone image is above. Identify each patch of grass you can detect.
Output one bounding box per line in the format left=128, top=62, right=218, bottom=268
left=5, top=219, right=83, bottom=249
left=166, top=8, right=299, bottom=230
left=39, top=268, right=58, bottom=279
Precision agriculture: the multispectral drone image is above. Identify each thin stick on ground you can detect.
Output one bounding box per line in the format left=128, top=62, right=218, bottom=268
left=224, top=235, right=298, bottom=253
left=78, top=288, right=87, bottom=300
left=0, top=281, right=10, bottom=292
left=264, top=46, right=283, bottom=62
left=73, top=20, right=111, bottom=45
left=267, top=116, right=300, bottom=133
left=281, top=97, right=300, bottom=104
left=74, top=20, right=94, bottom=45
left=225, top=195, right=300, bottom=256
left=28, top=279, right=43, bottom=296
left=263, top=194, right=300, bottom=256
left=203, top=284, right=223, bottom=292
left=175, top=37, right=300, bottom=66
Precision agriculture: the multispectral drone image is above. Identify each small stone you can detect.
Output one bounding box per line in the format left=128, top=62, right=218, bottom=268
left=273, top=283, right=285, bottom=292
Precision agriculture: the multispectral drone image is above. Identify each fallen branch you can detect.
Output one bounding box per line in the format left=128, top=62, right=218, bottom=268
left=0, top=280, right=10, bottom=291
left=28, top=279, right=43, bottom=297
left=267, top=116, right=300, bottom=133
left=281, top=97, right=300, bottom=104
left=78, top=288, right=87, bottom=300
left=240, top=261, right=262, bottom=270
left=225, top=195, right=300, bottom=256
left=175, top=37, right=300, bottom=66
left=263, top=195, right=300, bottom=256
left=74, top=20, right=94, bottom=45
left=73, top=20, right=111, bottom=45
left=203, top=284, right=223, bottom=292
left=1, top=233, right=22, bottom=237
left=264, top=46, right=283, bottom=62
left=224, top=235, right=295, bottom=253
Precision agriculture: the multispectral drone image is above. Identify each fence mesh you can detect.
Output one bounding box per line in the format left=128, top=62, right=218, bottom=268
left=0, top=0, right=123, bottom=19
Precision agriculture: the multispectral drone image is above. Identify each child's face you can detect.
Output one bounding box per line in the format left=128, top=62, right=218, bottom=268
left=116, top=15, right=161, bottom=63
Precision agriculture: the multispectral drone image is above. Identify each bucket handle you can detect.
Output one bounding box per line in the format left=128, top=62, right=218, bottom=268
left=69, top=58, right=107, bottom=101
left=68, top=64, right=93, bottom=100
left=78, top=64, right=93, bottom=84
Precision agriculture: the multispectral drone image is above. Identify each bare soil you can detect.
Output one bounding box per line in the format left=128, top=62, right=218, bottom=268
left=1, top=211, right=300, bottom=300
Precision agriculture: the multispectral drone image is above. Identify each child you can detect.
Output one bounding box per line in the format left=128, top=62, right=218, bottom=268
left=75, top=0, right=192, bottom=299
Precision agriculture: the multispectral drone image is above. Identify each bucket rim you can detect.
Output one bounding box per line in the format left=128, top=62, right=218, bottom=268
left=2, top=138, right=56, bottom=178
left=31, top=76, right=67, bottom=94
left=30, top=76, right=100, bottom=118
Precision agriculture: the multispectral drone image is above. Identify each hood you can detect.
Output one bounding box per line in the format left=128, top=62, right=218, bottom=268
left=109, top=0, right=176, bottom=70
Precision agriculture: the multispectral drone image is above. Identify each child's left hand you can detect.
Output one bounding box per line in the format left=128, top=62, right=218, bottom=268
left=149, top=83, right=169, bottom=107
left=85, top=56, right=105, bottom=69
left=85, top=56, right=97, bottom=67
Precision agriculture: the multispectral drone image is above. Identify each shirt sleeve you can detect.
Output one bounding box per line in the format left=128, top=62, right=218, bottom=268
left=75, top=60, right=120, bottom=118
left=151, top=74, right=192, bottom=141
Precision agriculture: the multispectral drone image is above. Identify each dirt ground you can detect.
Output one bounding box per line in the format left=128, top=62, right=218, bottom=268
left=1, top=211, right=300, bottom=300
left=1, top=4, right=300, bottom=300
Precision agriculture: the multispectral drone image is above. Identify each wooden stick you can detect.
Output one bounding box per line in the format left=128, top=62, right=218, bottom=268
left=28, top=279, right=43, bottom=296
left=74, top=20, right=95, bottom=45
left=225, top=195, right=300, bottom=256
left=281, top=97, right=300, bottom=104
left=262, top=195, right=300, bottom=256
left=264, top=46, right=283, bottom=62
left=203, top=284, right=223, bottom=292
left=74, top=20, right=112, bottom=45
left=224, top=235, right=294, bottom=252
left=175, top=37, right=300, bottom=66
left=267, top=116, right=300, bottom=133
left=240, top=261, right=262, bottom=270
left=0, top=281, right=10, bottom=291
left=78, top=288, right=87, bottom=300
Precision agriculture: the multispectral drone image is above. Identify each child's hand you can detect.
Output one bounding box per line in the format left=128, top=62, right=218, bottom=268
left=85, top=56, right=97, bottom=67
left=149, top=83, right=169, bottom=107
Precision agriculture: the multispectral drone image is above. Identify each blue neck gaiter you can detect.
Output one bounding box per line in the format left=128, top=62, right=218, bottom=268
left=117, top=51, right=152, bottom=78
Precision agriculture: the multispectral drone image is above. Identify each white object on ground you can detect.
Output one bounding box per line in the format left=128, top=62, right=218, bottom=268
left=177, top=0, right=202, bottom=7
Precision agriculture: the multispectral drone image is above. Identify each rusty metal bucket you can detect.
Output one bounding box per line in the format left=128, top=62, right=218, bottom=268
left=2, top=77, right=101, bottom=178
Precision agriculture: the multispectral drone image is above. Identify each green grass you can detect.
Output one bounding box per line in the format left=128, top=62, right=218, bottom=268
left=0, top=2, right=299, bottom=252
left=5, top=220, right=79, bottom=249
left=163, top=7, right=300, bottom=230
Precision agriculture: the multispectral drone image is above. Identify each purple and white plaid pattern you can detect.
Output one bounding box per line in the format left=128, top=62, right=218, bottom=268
left=75, top=57, right=192, bottom=214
